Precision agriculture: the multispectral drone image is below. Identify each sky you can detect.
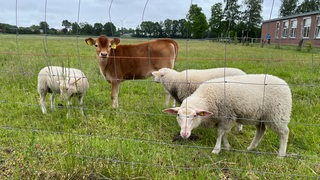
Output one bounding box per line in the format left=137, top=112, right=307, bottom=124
left=0, top=0, right=282, bottom=30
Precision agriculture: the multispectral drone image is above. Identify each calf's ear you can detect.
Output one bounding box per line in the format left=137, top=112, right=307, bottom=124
left=112, top=38, right=120, bottom=45
left=85, top=38, right=95, bottom=46
left=162, top=107, right=180, bottom=115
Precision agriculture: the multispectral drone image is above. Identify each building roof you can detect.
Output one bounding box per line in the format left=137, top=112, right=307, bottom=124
left=262, top=11, right=320, bottom=23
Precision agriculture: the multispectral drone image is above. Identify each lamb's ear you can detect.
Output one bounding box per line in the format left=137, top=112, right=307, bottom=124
left=162, top=107, right=180, bottom=115
left=85, top=38, right=95, bottom=46
left=195, top=109, right=213, bottom=117
left=152, top=71, right=160, bottom=77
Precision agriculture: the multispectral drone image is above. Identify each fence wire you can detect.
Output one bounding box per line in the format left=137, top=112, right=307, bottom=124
left=0, top=0, right=319, bottom=178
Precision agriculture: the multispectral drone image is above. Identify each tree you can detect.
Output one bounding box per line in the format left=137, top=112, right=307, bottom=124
left=103, top=22, right=116, bottom=36
left=172, top=20, right=179, bottom=38
left=177, top=19, right=189, bottom=38
left=140, top=21, right=155, bottom=37
left=71, top=22, right=80, bottom=34
left=80, top=22, right=93, bottom=35
left=39, top=21, right=49, bottom=33
left=186, top=4, right=208, bottom=38
left=279, top=0, right=298, bottom=17
left=164, top=19, right=173, bottom=37
left=62, top=20, right=71, bottom=33
left=93, top=23, right=103, bottom=35
left=30, top=25, right=40, bottom=34
left=209, top=3, right=224, bottom=37
left=296, top=0, right=320, bottom=13
left=242, top=0, right=263, bottom=37
left=223, top=0, right=241, bottom=32
left=153, top=22, right=163, bottom=37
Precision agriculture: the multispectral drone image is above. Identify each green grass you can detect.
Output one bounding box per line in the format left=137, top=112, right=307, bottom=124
left=0, top=34, right=319, bottom=179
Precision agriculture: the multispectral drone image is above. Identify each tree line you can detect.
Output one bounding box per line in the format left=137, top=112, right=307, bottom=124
left=1, top=1, right=319, bottom=39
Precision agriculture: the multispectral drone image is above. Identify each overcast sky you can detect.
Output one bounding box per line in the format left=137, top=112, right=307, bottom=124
left=1, top=0, right=282, bottom=29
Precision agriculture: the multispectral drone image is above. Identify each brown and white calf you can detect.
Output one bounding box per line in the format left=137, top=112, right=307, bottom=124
left=85, top=35, right=178, bottom=108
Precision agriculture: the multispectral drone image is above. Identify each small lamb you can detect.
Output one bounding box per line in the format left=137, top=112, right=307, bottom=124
left=153, top=67, right=246, bottom=133
left=152, top=67, right=246, bottom=104
left=37, top=66, right=89, bottom=117
left=163, top=74, right=292, bottom=157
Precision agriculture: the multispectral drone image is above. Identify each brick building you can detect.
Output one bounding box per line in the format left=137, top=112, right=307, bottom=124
left=261, top=11, right=320, bottom=46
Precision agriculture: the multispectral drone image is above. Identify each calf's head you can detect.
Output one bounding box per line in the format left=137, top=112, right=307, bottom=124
left=85, top=35, right=120, bottom=61
left=163, top=107, right=213, bottom=139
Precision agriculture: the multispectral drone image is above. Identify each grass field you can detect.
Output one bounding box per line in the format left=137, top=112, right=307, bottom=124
left=0, top=34, right=319, bottom=179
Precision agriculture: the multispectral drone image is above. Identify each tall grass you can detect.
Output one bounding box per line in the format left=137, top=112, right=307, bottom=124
left=0, top=34, right=319, bottom=178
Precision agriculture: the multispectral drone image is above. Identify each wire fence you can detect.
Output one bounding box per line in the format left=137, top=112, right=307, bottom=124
left=0, top=0, right=319, bottom=178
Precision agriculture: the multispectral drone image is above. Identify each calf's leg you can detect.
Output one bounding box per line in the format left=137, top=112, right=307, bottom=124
left=111, top=81, right=119, bottom=108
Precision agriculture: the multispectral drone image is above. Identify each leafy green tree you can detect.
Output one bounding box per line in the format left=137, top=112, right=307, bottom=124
left=172, top=20, right=179, bottom=38
left=223, top=0, right=240, bottom=32
left=39, top=21, right=49, bottom=33
left=30, top=25, right=40, bottom=34
left=71, top=22, right=80, bottom=34
left=177, top=19, right=189, bottom=38
left=296, top=0, right=320, bottom=13
left=242, top=0, right=262, bottom=37
left=209, top=3, right=224, bottom=37
left=153, top=22, right=163, bottom=37
left=186, top=4, right=208, bottom=38
left=80, top=22, right=93, bottom=35
left=0, top=23, right=17, bottom=33
left=62, top=20, right=71, bottom=33
left=140, top=21, right=155, bottom=37
left=164, top=19, right=173, bottom=37
left=93, top=23, right=103, bottom=35
left=279, top=0, right=298, bottom=17
left=103, top=22, right=116, bottom=36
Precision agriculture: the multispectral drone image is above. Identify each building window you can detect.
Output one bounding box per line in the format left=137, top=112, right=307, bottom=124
left=302, top=17, right=311, bottom=38
left=275, top=21, right=280, bottom=39
left=282, top=20, right=288, bottom=38
left=315, top=16, right=320, bottom=39
left=290, top=19, right=297, bottom=38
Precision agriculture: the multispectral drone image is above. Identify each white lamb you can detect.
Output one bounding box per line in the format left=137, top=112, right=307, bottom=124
left=152, top=67, right=246, bottom=104
left=163, top=74, right=292, bottom=157
left=37, top=66, right=89, bottom=117
left=152, top=67, right=246, bottom=133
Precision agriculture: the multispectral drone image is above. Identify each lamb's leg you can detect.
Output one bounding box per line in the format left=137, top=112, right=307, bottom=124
left=39, top=91, right=47, bottom=114
left=247, top=123, right=266, bottom=151
left=212, top=127, right=226, bottom=154
left=111, top=81, right=119, bottom=108
left=164, top=89, right=175, bottom=107
left=66, top=97, right=72, bottom=119
left=50, top=93, right=55, bottom=111
left=277, top=126, right=289, bottom=157
left=222, top=133, right=231, bottom=150
left=78, top=95, right=84, bottom=116
left=236, top=123, right=243, bottom=133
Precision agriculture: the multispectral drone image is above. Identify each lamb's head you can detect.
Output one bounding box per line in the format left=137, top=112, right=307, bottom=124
left=152, top=68, right=173, bottom=83
left=163, top=107, right=213, bottom=139
left=57, top=78, right=81, bottom=100
left=85, top=35, right=120, bottom=61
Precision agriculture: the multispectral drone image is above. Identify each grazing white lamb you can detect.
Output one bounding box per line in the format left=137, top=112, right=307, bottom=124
left=152, top=67, right=246, bottom=104
left=37, top=66, right=89, bottom=117
left=163, top=74, right=292, bottom=157
left=152, top=67, right=246, bottom=133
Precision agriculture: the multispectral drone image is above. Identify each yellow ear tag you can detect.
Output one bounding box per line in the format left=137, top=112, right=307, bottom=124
left=111, top=43, right=117, bottom=49
left=86, top=40, right=93, bottom=45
